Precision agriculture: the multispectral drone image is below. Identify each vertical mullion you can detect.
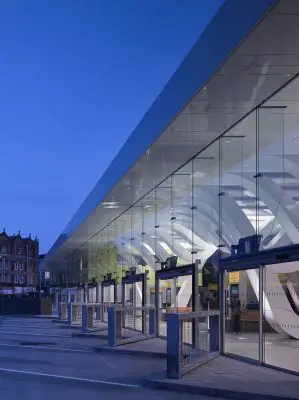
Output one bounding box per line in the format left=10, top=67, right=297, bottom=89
left=259, top=265, right=264, bottom=364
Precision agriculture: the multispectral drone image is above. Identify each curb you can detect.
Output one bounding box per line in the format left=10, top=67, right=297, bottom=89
left=93, top=346, right=166, bottom=359
left=60, top=325, right=82, bottom=330
left=72, top=331, right=107, bottom=339
left=52, top=319, right=67, bottom=324
left=146, top=374, right=299, bottom=400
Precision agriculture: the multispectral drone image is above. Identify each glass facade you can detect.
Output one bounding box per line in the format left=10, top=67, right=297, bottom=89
left=58, top=75, right=299, bottom=373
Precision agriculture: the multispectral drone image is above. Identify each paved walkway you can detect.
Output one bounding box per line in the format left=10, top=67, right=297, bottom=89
left=1, top=316, right=299, bottom=399
left=148, top=356, right=299, bottom=399
left=0, top=373, right=217, bottom=400
left=0, top=316, right=222, bottom=400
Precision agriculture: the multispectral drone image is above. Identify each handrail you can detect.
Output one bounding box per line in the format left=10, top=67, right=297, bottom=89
left=177, top=310, right=219, bottom=321
left=167, top=310, right=219, bottom=379
left=110, top=305, right=155, bottom=311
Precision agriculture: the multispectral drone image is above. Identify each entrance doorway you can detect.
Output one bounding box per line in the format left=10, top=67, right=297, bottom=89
left=219, top=237, right=299, bottom=373
left=223, top=268, right=260, bottom=361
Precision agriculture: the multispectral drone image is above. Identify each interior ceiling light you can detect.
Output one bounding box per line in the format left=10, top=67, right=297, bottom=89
left=159, top=241, right=172, bottom=255
left=179, top=241, right=192, bottom=250
left=102, top=201, right=120, bottom=209
left=244, top=190, right=255, bottom=197
left=193, top=171, right=208, bottom=179
left=142, top=242, right=155, bottom=255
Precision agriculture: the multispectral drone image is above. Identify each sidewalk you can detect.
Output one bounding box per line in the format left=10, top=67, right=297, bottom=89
left=94, top=337, right=167, bottom=358
left=3, top=316, right=299, bottom=399
left=147, top=356, right=299, bottom=400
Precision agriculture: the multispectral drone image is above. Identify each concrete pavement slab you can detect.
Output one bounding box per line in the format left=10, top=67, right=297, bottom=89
left=147, top=356, right=299, bottom=400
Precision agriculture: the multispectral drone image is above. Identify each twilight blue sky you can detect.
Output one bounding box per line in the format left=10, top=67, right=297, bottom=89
left=0, top=0, right=223, bottom=253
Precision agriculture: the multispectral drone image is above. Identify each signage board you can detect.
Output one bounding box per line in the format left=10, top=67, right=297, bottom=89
left=229, top=272, right=240, bottom=284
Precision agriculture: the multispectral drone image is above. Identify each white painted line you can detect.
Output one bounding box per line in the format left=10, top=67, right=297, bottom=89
left=0, top=367, right=140, bottom=388
left=0, top=343, right=92, bottom=353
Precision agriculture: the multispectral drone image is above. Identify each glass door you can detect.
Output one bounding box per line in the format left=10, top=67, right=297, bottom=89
left=223, top=268, right=260, bottom=361
left=263, top=263, right=299, bottom=372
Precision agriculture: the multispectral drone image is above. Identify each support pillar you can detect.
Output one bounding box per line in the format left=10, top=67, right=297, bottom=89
left=67, top=303, right=72, bottom=325
left=54, top=292, right=59, bottom=313
left=108, top=307, right=122, bottom=347
left=149, top=308, right=155, bottom=335
left=82, top=305, right=94, bottom=333
left=192, top=261, right=199, bottom=347
left=171, top=277, right=177, bottom=311
left=108, top=307, right=116, bottom=346
left=155, top=275, right=160, bottom=337
left=167, top=313, right=180, bottom=379
left=96, top=283, right=101, bottom=303
left=84, top=285, right=88, bottom=303
left=209, top=314, right=219, bottom=352
left=60, top=303, right=67, bottom=320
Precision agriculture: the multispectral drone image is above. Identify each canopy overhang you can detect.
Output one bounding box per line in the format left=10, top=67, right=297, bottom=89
left=43, top=0, right=299, bottom=269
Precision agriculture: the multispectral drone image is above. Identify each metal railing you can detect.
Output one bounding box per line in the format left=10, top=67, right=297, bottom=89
left=108, top=305, right=156, bottom=346
left=60, top=302, right=108, bottom=333
left=67, top=302, right=82, bottom=325
left=102, top=303, right=110, bottom=323
left=167, top=310, right=219, bottom=379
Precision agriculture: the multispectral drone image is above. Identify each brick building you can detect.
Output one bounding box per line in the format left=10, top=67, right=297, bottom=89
left=0, top=229, right=39, bottom=292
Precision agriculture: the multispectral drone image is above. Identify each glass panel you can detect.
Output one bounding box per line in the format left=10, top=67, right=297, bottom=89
left=220, top=111, right=257, bottom=249
left=263, top=262, right=299, bottom=372
left=142, top=192, right=156, bottom=306
left=258, top=108, right=286, bottom=250
left=192, top=142, right=220, bottom=313
left=172, top=162, right=193, bottom=266
left=131, top=201, right=144, bottom=311
left=224, top=268, right=259, bottom=361
left=155, top=180, right=172, bottom=337
left=156, top=179, right=173, bottom=261
left=81, top=244, right=89, bottom=287
left=91, top=232, right=100, bottom=285
left=107, top=222, right=118, bottom=302
left=257, top=76, right=299, bottom=250
left=171, top=162, right=193, bottom=316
